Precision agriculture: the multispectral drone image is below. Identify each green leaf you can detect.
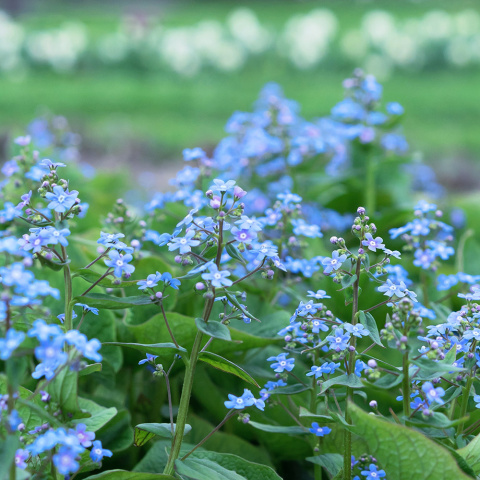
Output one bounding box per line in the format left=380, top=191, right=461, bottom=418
left=268, top=383, right=310, bottom=395
left=79, top=363, right=102, bottom=377
left=73, top=398, right=118, bottom=432
left=195, top=318, right=232, bottom=341
left=47, top=367, right=80, bottom=414
left=103, top=342, right=186, bottom=358
left=248, top=421, right=308, bottom=435
left=36, top=253, right=68, bottom=271
left=306, top=453, right=343, bottom=476
left=134, top=423, right=192, bottom=447
left=372, top=373, right=403, bottom=389
left=176, top=452, right=282, bottom=480
left=96, top=409, right=134, bottom=453
left=83, top=471, right=176, bottom=480
left=226, top=243, right=246, bottom=264
left=224, top=291, right=261, bottom=323
left=405, top=411, right=466, bottom=429
left=73, top=268, right=139, bottom=288
left=298, top=407, right=333, bottom=421
left=198, top=352, right=259, bottom=387
left=73, top=293, right=153, bottom=309
left=348, top=402, right=473, bottom=480
left=358, top=311, right=384, bottom=347
left=458, top=431, right=480, bottom=474
left=411, top=357, right=465, bottom=380
left=339, top=274, right=357, bottom=291
left=320, top=374, right=363, bottom=394
left=0, top=436, right=20, bottom=480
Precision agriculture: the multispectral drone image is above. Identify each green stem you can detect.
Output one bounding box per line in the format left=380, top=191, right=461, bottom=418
left=310, top=374, right=322, bottom=480
left=344, top=258, right=361, bottom=480
left=365, top=154, right=376, bottom=215
left=457, top=371, right=475, bottom=435
left=402, top=351, right=410, bottom=417
left=61, top=245, right=73, bottom=333
left=163, top=330, right=204, bottom=475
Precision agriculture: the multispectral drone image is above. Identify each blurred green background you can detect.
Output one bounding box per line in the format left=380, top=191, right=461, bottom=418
left=1, top=0, right=479, bottom=190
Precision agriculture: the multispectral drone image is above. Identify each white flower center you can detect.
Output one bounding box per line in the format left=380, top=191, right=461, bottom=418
left=58, top=195, right=65, bottom=203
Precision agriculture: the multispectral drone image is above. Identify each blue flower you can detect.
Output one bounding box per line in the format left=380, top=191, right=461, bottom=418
left=210, top=178, right=236, bottom=194
left=422, top=381, right=445, bottom=405
left=362, top=233, right=385, bottom=252
left=311, top=319, right=329, bottom=334
left=378, top=279, right=408, bottom=299
left=0, top=329, right=25, bottom=360
left=53, top=446, right=80, bottom=475
left=224, top=389, right=264, bottom=411
left=306, top=362, right=340, bottom=378
left=267, top=353, right=295, bottom=373
left=309, top=422, right=332, bottom=437
left=90, top=440, right=113, bottom=463
left=183, top=147, right=206, bottom=161
left=71, top=424, right=95, bottom=448
left=322, top=251, right=347, bottom=274
left=137, top=272, right=162, bottom=290
left=45, top=186, right=78, bottom=213
left=104, top=250, right=135, bottom=278
left=474, top=395, right=480, bottom=408
left=168, top=230, right=200, bottom=254
left=354, top=359, right=368, bottom=377
left=139, top=353, right=158, bottom=365
left=307, top=290, right=331, bottom=299
left=361, top=464, right=386, bottom=479
left=344, top=323, right=370, bottom=338
left=161, top=272, right=181, bottom=290
left=326, top=328, right=351, bottom=352
left=75, top=303, right=99, bottom=315
left=201, top=264, right=232, bottom=288
left=97, top=232, right=125, bottom=246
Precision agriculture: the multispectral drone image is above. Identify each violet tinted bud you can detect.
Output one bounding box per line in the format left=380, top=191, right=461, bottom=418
left=45, top=252, right=53, bottom=260
left=41, top=181, right=49, bottom=188
left=400, top=335, right=408, bottom=343
left=348, top=346, right=355, bottom=352
left=369, top=400, right=377, bottom=409
left=139, top=220, right=147, bottom=227
left=355, top=225, right=361, bottom=231
left=267, top=269, right=274, bottom=279
left=218, top=211, right=226, bottom=218
left=358, top=248, right=364, bottom=254
left=131, top=239, right=140, bottom=249
left=23, top=257, right=33, bottom=267
left=210, top=197, right=221, bottom=209
left=17, top=423, right=25, bottom=432
left=181, top=258, right=190, bottom=266
left=206, top=190, right=213, bottom=198
left=116, top=198, right=124, bottom=204
left=330, top=236, right=338, bottom=244
left=155, top=292, right=163, bottom=299
left=150, top=295, right=155, bottom=301
left=203, top=291, right=214, bottom=300
left=367, top=359, right=377, bottom=368
left=285, top=335, right=292, bottom=342
left=233, top=186, right=247, bottom=198
left=195, top=282, right=206, bottom=291
left=174, top=255, right=182, bottom=264
left=242, top=414, right=250, bottom=424
left=357, top=207, right=365, bottom=215
left=468, top=352, right=475, bottom=359
left=435, top=210, right=442, bottom=217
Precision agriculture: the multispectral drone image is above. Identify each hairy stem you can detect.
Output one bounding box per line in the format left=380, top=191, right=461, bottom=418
left=402, top=351, right=410, bottom=416
left=457, top=370, right=476, bottom=435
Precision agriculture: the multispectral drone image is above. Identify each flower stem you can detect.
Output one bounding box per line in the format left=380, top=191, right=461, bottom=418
left=61, top=245, right=73, bottom=333
left=365, top=154, right=376, bottom=215
left=163, top=330, right=204, bottom=474
left=457, top=370, right=475, bottom=435
left=402, top=351, right=410, bottom=416
left=344, top=258, right=361, bottom=480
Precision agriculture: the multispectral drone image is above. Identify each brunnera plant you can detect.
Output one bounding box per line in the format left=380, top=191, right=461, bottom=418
left=1, top=70, right=480, bottom=480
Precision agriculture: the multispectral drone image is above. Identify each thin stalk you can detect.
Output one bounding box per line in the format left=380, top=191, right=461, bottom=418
left=344, top=257, right=361, bottom=480
left=457, top=371, right=476, bottom=435
left=402, top=351, right=410, bottom=416
left=163, top=372, right=175, bottom=435
left=80, top=268, right=112, bottom=296
left=163, top=330, right=204, bottom=474
left=85, top=247, right=111, bottom=269
left=309, top=367, right=322, bottom=480
left=277, top=399, right=305, bottom=429
left=181, top=410, right=235, bottom=461
left=61, top=245, right=73, bottom=334
left=160, top=303, right=180, bottom=348
left=5, top=304, right=16, bottom=480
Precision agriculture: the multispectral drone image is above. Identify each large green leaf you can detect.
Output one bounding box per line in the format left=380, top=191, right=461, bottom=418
left=458, top=431, right=480, bottom=474
left=134, top=423, right=192, bottom=447
left=96, top=409, right=134, bottom=453
left=124, top=312, right=280, bottom=355
left=195, top=318, right=232, bottom=341
left=349, top=402, right=472, bottom=480
left=83, top=471, right=175, bottom=480
left=0, top=436, right=20, bottom=480
left=73, top=293, right=153, bottom=309
left=320, top=374, right=363, bottom=394
left=104, top=342, right=186, bottom=358
left=176, top=452, right=282, bottom=480
left=358, top=311, right=384, bottom=347
left=73, top=398, right=118, bottom=432
left=47, top=367, right=80, bottom=414
left=248, top=421, right=308, bottom=435
left=198, top=352, right=259, bottom=387
left=306, top=454, right=343, bottom=477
